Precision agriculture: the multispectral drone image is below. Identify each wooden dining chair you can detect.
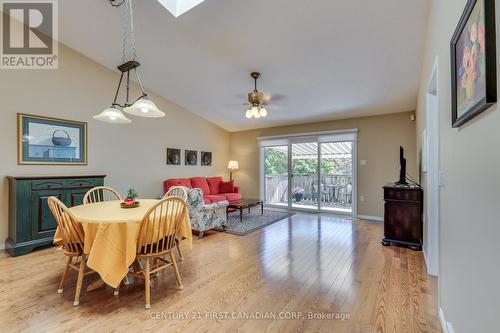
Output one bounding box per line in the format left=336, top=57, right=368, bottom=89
left=83, top=186, right=122, bottom=204
left=48, top=196, right=96, bottom=306
left=164, top=186, right=188, bottom=202
left=163, top=186, right=188, bottom=260
left=129, top=196, right=187, bottom=309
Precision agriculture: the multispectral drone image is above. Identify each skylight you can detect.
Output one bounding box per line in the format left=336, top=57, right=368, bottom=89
left=157, top=0, right=206, bottom=17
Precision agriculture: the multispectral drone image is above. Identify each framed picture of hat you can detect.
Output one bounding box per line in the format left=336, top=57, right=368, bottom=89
left=17, top=113, right=87, bottom=165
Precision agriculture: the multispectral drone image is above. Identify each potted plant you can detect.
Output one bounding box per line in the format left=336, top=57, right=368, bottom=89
left=292, top=187, right=305, bottom=202
left=123, top=188, right=138, bottom=206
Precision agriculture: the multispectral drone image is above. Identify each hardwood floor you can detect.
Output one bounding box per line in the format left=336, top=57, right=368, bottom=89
left=0, top=213, right=441, bottom=332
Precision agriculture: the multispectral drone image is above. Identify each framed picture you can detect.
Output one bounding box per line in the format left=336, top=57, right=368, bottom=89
left=166, top=148, right=181, bottom=165
left=185, top=150, right=197, bottom=166
left=451, top=0, right=497, bottom=128
left=18, top=113, right=87, bottom=165
left=201, top=151, right=212, bottom=166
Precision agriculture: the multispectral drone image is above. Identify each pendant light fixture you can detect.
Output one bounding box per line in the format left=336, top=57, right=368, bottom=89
left=94, top=0, right=165, bottom=124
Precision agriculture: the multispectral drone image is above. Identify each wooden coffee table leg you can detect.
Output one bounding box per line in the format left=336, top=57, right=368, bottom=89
left=240, top=208, right=243, bottom=222
left=261, top=202, right=264, bottom=215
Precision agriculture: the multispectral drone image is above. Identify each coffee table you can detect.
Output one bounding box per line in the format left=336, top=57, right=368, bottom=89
left=227, top=199, right=264, bottom=222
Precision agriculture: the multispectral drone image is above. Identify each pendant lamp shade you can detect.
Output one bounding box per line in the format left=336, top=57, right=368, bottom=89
left=93, top=106, right=131, bottom=124
left=123, top=96, right=165, bottom=118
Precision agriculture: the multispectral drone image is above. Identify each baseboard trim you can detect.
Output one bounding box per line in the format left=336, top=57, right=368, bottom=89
left=0, top=242, right=5, bottom=251
left=439, top=307, right=455, bottom=333
left=357, top=215, right=384, bottom=222
left=423, top=248, right=430, bottom=272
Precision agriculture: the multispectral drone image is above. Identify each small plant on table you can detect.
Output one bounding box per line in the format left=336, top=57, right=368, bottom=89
left=124, top=188, right=138, bottom=206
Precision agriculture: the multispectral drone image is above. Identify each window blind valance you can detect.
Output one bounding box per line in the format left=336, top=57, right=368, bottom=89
left=257, top=129, right=358, bottom=147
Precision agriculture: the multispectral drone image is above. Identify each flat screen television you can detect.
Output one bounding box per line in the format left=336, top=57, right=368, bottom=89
left=395, top=146, right=409, bottom=186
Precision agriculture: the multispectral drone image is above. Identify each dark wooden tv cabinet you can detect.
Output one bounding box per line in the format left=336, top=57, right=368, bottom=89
left=382, top=185, right=423, bottom=250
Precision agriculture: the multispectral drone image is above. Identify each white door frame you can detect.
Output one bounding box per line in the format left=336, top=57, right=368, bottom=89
left=424, top=58, right=440, bottom=277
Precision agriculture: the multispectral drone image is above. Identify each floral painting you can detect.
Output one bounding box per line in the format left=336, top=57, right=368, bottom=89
left=456, top=1, right=485, bottom=116
left=451, top=0, right=496, bottom=127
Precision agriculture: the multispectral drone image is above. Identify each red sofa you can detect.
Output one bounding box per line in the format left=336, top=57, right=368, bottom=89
left=163, top=177, right=241, bottom=204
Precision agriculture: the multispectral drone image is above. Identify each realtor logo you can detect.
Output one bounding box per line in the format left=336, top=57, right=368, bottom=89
left=1, top=0, right=58, bottom=69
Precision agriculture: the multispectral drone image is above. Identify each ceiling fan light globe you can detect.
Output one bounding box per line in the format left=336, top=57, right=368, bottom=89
left=124, top=97, right=165, bottom=118
left=259, top=107, right=268, bottom=117
left=245, top=109, right=253, bottom=118
left=251, top=106, right=260, bottom=117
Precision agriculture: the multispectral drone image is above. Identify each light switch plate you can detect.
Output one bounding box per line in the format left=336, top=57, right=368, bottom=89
left=360, top=160, right=367, bottom=166
left=438, top=170, right=445, bottom=188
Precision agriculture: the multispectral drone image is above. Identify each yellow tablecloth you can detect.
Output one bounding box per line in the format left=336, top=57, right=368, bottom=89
left=53, top=199, right=192, bottom=288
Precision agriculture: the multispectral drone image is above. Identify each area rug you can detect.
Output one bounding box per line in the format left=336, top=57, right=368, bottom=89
left=216, top=209, right=295, bottom=236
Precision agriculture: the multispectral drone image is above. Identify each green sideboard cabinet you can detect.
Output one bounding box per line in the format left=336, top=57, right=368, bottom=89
left=6, top=175, right=106, bottom=256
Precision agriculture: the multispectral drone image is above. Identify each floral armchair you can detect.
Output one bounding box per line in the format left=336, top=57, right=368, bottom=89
left=183, top=187, right=229, bottom=238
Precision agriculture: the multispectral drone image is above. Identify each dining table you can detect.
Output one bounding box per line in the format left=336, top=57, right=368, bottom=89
left=53, top=199, right=192, bottom=289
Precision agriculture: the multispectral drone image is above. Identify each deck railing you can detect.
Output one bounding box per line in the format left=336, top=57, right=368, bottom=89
left=265, top=174, right=352, bottom=205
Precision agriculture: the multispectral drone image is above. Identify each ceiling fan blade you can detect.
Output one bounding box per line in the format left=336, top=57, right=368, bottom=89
left=262, top=93, right=287, bottom=104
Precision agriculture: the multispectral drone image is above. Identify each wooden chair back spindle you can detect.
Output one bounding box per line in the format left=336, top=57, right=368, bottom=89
left=48, top=196, right=84, bottom=254
left=164, top=186, right=188, bottom=202
left=83, top=186, right=122, bottom=204
left=137, top=197, right=186, bottom=256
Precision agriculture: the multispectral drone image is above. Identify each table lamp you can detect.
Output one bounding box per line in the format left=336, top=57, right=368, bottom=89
left=227, top=160, right=239, bottom=181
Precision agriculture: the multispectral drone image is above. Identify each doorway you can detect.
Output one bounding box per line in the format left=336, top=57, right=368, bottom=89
left=424, top=60, right=440, bottom=277
left=259, top=130, right=357, bottom=216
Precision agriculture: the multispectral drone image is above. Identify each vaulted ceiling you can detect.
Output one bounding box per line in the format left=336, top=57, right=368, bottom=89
left=58, top=0, right=429, bottom=131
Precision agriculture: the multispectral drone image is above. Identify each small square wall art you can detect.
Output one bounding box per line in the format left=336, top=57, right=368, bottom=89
left=166, top=148, right=181, bottom=165
left=201, top=151, right=212, bottom=166
left=185, top=150, right=197, bottom=166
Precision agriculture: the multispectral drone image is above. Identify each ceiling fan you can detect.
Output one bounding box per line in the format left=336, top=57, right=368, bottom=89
left=244, top=72, right=285, bottom=119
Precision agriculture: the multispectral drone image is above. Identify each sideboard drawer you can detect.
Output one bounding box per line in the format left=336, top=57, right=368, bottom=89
left=66, top=178, right=100, bottom=189
left=32, top=180, right=66, bottom=190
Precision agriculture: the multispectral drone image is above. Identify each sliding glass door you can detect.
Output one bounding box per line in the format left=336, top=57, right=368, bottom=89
left=260, top=131, right=357, bottom=215
left=263, top=146, right=288, bottom=207
left=319, top=142, right=353, bottom=214
left=291, top=142, right=318, bottom=209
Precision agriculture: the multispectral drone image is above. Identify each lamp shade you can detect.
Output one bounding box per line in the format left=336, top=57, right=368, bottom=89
left=124, top=97, right=165, bottom=118
left=227, top=160, right=239, bottom=170
left=93, top=106, right=131, bottom=124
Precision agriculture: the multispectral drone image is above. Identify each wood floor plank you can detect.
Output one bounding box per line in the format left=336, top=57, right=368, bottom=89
left=0, top=213, right=441, bottom=332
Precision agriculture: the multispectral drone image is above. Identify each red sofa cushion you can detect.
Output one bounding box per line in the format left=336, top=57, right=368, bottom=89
left=163, top=178, right=192, bottom=193
left=219, top=180, right=234, bottom=193
left=206, top=176, right=222, bottom=195
left=204, top=194, right=227, bottom=203
left=220, top=192, right=242, bottom=202
left=190, top=177, right=210, bottom=195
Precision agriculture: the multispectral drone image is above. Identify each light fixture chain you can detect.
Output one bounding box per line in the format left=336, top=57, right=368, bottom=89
left=120, top=0, right=137, bottom=62
left=121, top=1, right=127, bottom=62
left=127, top=0, right=137, bottom=60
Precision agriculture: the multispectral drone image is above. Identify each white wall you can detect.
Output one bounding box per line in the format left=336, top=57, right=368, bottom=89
left=0, top=42, right=230, bottom=246
left=416, top=0, right=500, bottom=332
